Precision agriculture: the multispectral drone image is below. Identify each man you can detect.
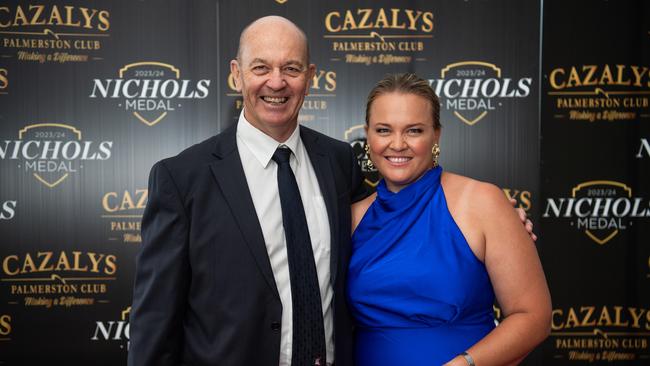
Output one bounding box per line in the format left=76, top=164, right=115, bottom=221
left=128, top=15, right=535, bottom=366
left=128, top=16, right=365, bottom=366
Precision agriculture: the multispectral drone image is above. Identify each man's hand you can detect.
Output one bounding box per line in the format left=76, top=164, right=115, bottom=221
left=510, top=198, right=537, bottom=242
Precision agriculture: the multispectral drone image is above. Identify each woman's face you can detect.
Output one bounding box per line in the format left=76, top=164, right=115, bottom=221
left=366, top=92, right=440, bottom=193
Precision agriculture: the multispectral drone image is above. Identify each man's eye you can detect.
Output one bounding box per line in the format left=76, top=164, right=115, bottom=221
left=252, top=65, right=268, bottom=73
left=284, top=67, right=302, bottom=75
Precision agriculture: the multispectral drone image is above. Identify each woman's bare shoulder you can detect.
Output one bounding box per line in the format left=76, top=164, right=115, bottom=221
left=351, top=192, right=377, bottom=233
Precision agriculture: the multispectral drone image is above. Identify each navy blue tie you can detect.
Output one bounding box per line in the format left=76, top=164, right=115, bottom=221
left=272, top=147, right=326, bottom=366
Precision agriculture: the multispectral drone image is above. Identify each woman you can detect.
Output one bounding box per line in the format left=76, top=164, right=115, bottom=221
left=347, top=73, right=551, bottom=366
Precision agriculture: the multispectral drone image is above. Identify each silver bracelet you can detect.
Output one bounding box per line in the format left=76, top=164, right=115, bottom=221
left=461, top=351, right=476, bottom=366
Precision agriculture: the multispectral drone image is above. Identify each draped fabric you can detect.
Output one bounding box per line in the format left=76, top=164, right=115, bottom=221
left=347, top=167, right=496, bottom=366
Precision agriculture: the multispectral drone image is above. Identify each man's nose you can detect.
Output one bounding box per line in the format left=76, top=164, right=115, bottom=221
left=266, top=69, right=286, bottom=90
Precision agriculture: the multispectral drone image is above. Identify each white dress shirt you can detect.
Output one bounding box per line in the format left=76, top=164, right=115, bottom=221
left=236, top=112, right=333, bottom=366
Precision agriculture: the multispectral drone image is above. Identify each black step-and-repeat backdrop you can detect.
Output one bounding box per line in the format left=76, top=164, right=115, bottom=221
left=0, top=0, right=647, bottom=365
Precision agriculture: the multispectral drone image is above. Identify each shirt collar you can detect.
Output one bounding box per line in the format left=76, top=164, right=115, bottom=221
left=237, top=110, right=302, bottom=168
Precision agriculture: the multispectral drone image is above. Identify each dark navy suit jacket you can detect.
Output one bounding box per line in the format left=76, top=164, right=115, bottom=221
left=128, top=124, right=366, bottom=366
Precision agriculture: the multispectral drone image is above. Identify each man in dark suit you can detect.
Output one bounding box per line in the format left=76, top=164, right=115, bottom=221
left=128, top=16, right=366, bottom=366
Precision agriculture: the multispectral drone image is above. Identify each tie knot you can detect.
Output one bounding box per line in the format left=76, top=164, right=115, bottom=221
left=272, top=147, right=292, bottom=165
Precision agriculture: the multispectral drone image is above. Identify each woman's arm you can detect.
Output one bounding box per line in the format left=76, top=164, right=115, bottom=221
left=445, top=181, right=551, bottom=366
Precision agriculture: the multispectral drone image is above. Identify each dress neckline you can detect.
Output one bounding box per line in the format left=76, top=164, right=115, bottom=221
left=376, top=166, right=442, bottom=211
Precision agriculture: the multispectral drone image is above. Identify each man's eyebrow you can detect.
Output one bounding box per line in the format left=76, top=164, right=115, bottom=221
left=248, top=58, right=268, bottom=66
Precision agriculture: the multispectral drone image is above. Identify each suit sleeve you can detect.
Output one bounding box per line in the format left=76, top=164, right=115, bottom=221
left=128, top=161, right=190, bottom=366
left=347, top=145, right=370, bottom=203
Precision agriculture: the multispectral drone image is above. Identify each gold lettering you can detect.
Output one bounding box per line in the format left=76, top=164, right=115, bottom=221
left=631, top=66, right=648, bottom=87
left=520, top=191, right=532, bottom=211
left=599, top=64, right=614, bottom=85
left=549, top=68, right=565, bottom=89
left=324, top=12, right=340, bottom=32
left=390, top=8, right=406, bottom=29
left=37, top=251, right=54, bottom=272
left=0, top=68, right=7, bottom=90
left=120, top=190, right=135, bottom=210
left=356, top=9, right=372, bottom=29
left=29, top=5, right=46, bottom=25
left=2, top=255, right=19, bottom=276
left=597, top=306, right=613, bottom=326
left=47, top=5, right=63, bottom=25
left=64, top=6, right=80, bottom=27
left=421, top=12, right=434, bottom=32
left=0, top=7, right=10, bottom=27
left=13, top=6, right=28, bottom=26
left=79, top=7, right=98, bottom=30
left=136, top=189, right=148, bottom=209
left=374, top=8, right=389, bottom=29
left=0, top=315, right=10, bottom=336
left=580, top=306, right=596, bottom=327
left=72, top=251, right=88, bottom=271
left=405, top=10, right=422, bottom=31
left=565, top=308, right=580, bottom=328
left=581, top=65, right=598, bottom=86
left=342, top=10, right=356, bottom=31
left=628, top=307, right=646, bottom=328
left=613, top=306, right=629, bottom=326
left=104, top=254, right=117, bottom=275
left=325, top=71, right=336, bottom=92
left=566, top=67, right=581, bottom=88
left=615, top=64, right=631, bottom=85
left=87, top=252, right=105, bottom=273
left=54, top=251, right=71, bottom=271
left=102, top=192, right=118, bottom=213
left=21, top=253, right=37, bottom=274
left=97, top=10, right=110, bottom=31
left=551, top=309, right=564, bottom=330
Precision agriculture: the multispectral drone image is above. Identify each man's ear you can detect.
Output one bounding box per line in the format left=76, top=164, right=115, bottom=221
left=230, top=60, right=242, bottom=92
left=305, top=63, right=316, bottom=96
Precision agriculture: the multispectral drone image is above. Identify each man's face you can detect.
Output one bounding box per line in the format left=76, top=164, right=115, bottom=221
left=230, top=22, right=315, bottom=139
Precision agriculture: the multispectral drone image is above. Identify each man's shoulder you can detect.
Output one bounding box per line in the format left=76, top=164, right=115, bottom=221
left=300, top=125, right=351, bottom=153
left=154, top=125, right=235, bottom=176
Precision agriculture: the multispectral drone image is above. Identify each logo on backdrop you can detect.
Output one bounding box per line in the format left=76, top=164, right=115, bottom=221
left=543, top=181, right=650, bottom=245
left=0, top=200, right=16, bottom=220
left=89, top=61, right=211, bottom=127
left=637, top=138, right=650, bottom=158
left=101, top=189, right=146, bottom=243
left=91, top=306, right=130, bottom=351
left=0, top=4, right=110, bottom=63
left=1, top=250, right=117, bottom=308
left=227, top=69, right=336, bottom=124
left=323, top=7, right=434, bottom=66
left=551, top=305, right=650, bottom=362
left=502, top=188, right=532, bottom=212
left=0, top=67, right=7, bottom=94
left=343, top=124, right=379, bottom=188
left=428, top=61, right=533, bottom=126
left=0, top=123, right=113, bottom=188
left=547, top=64, right=650, bottom=122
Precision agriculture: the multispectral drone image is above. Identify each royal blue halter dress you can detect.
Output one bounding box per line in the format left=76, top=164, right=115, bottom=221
left=347, top=167, right=496, bottom=366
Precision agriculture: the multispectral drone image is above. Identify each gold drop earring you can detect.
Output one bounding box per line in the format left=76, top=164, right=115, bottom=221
left=364, top=143, right=374, bottom=170
left=432, top=143, right=440, bottom=168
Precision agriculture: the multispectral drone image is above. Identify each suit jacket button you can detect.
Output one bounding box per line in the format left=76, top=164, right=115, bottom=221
left=271, top=322, right=281, bottom=332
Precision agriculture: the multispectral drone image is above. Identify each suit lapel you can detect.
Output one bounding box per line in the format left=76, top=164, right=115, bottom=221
left=209, top=126, right=280, bottom=299
left=301, top=127, right=341, bottom=286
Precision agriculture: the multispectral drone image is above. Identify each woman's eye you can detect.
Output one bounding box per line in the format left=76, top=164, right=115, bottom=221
left=376, top=128, right=390, bottom=134
left=408, top=128, right=423, bottom=134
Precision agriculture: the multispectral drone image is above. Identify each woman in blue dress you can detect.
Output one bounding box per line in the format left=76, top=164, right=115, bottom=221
left=348, top=73, right=551, bottom=366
